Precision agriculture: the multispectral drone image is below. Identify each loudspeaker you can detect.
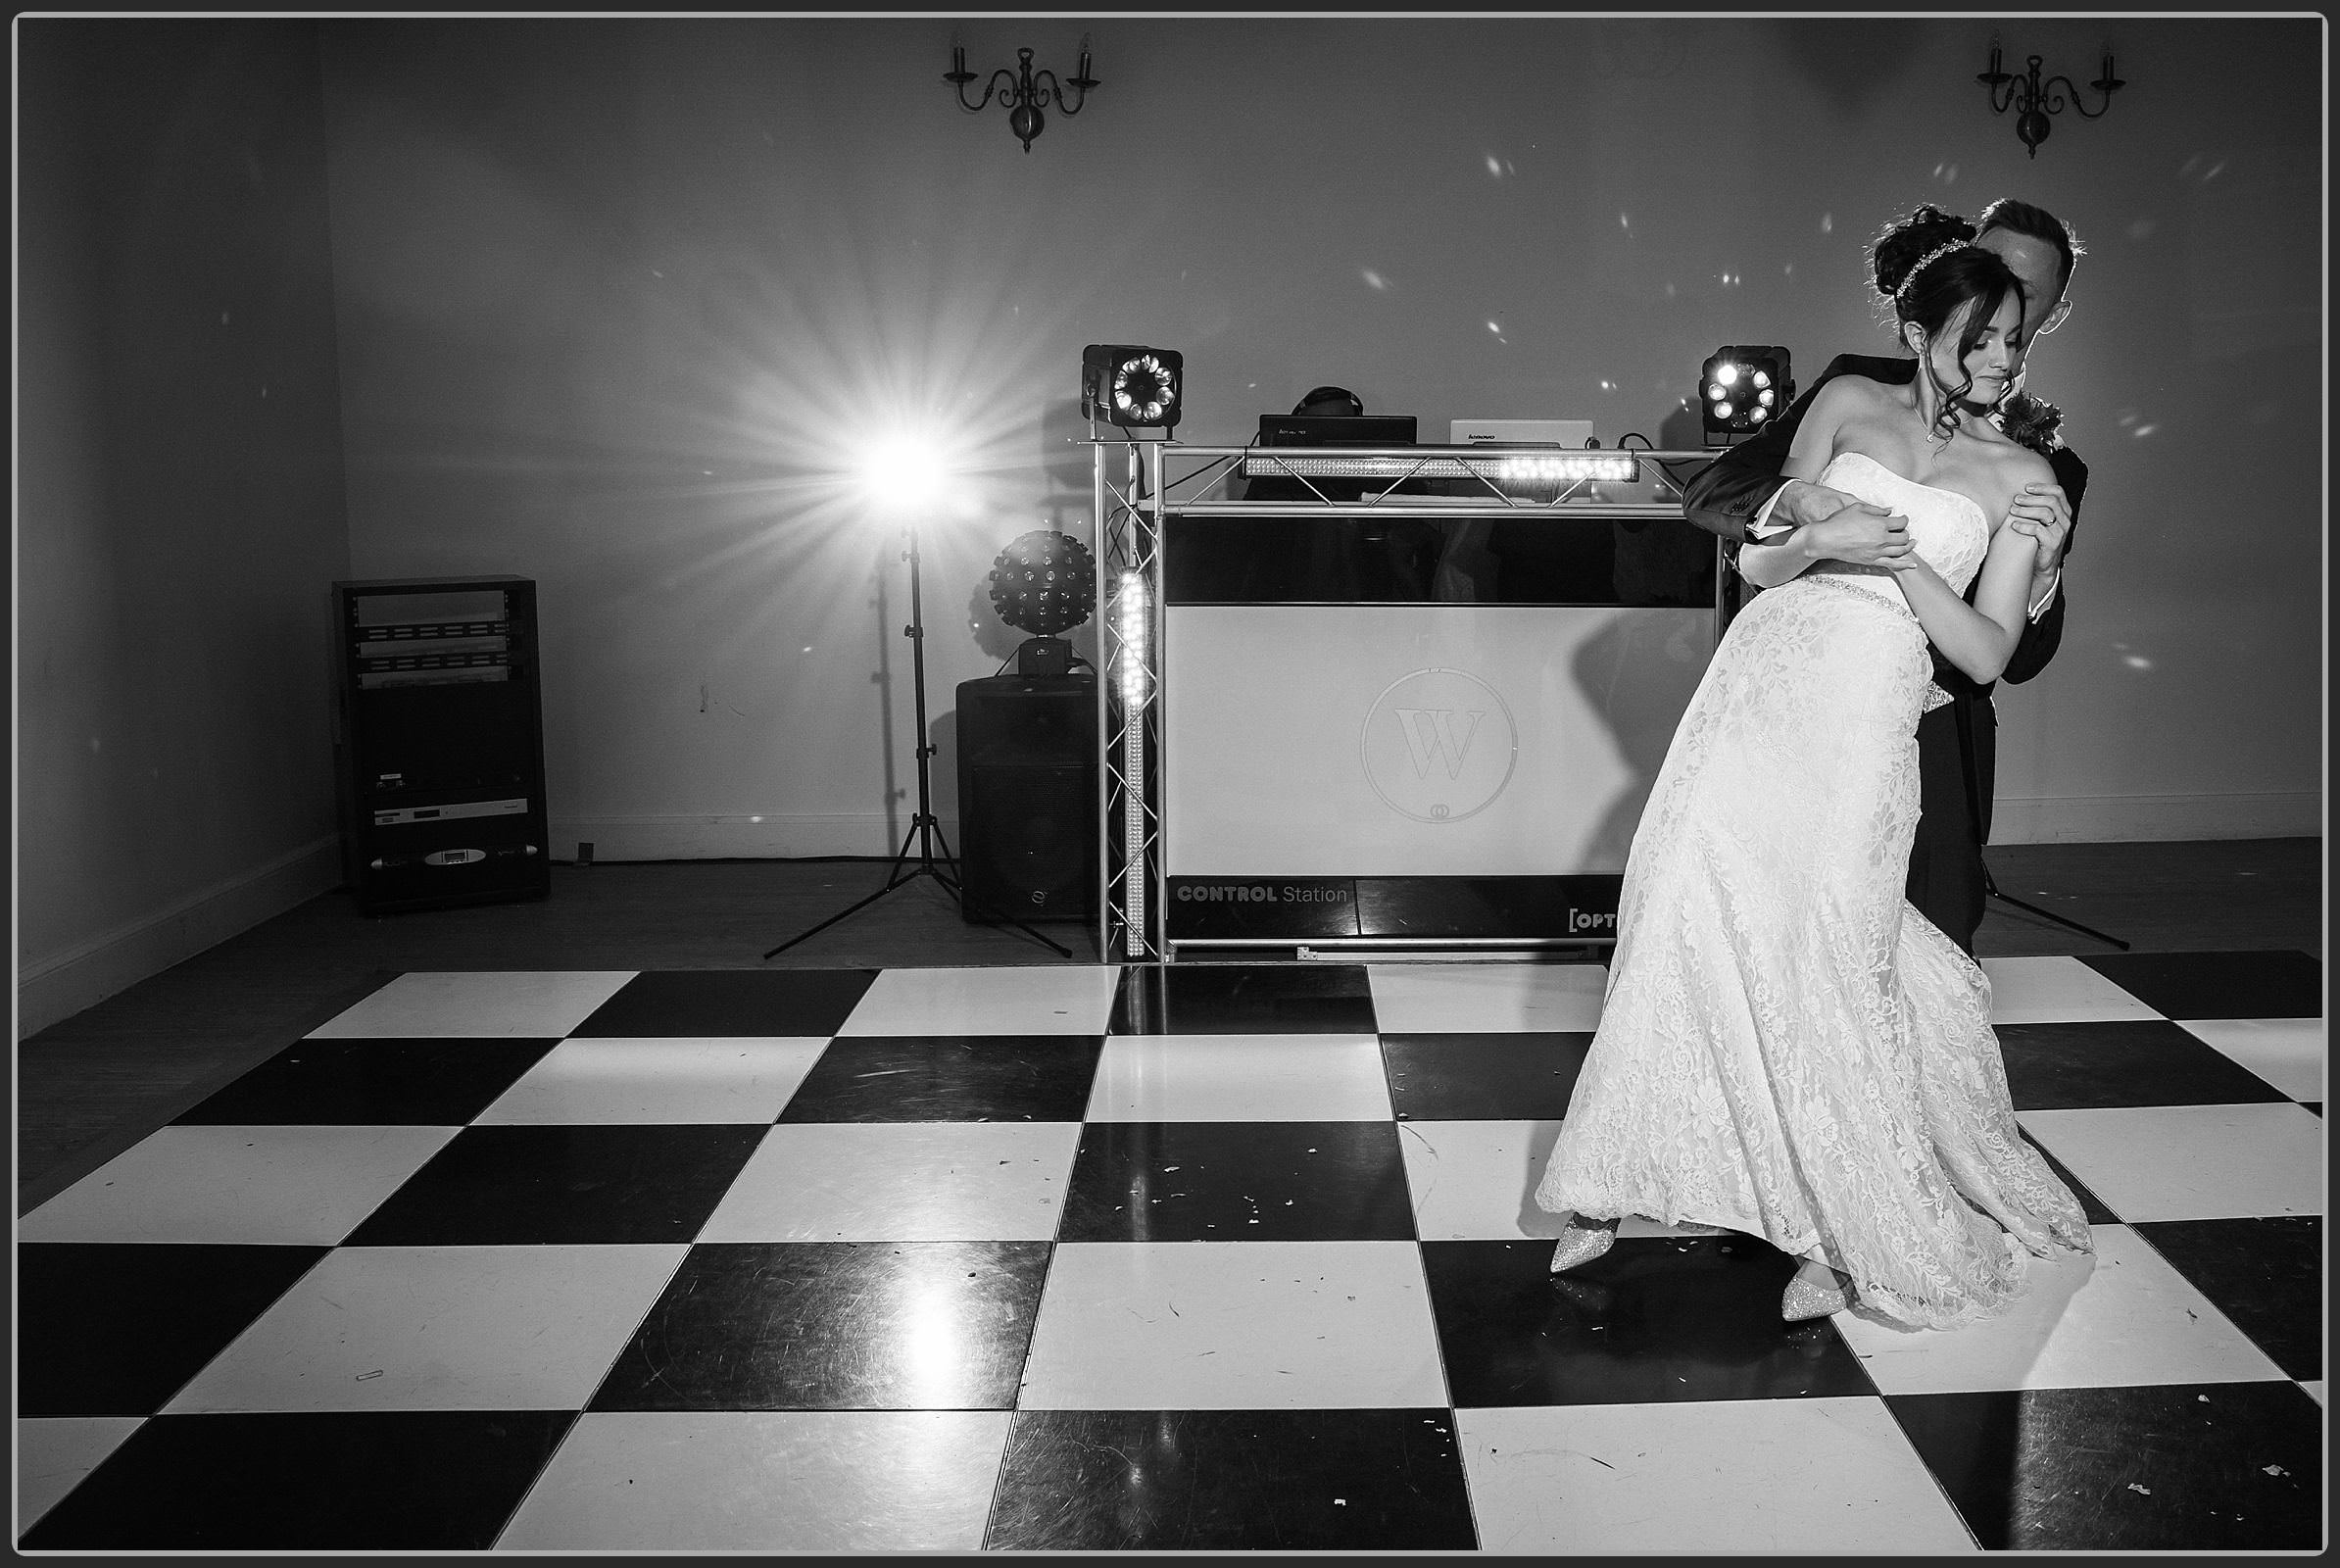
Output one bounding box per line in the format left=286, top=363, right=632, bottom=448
left=332, top=575, right=551, bottom=914
left=955, top=673, right=1097, bottom=924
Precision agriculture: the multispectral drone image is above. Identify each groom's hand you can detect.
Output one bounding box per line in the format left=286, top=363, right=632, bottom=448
left=1796, top=502, right=1912, bottom=567
left=1773, top=478, right=1880, bottom=530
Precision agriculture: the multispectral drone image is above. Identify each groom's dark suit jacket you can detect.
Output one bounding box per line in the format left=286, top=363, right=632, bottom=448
left=1680, top=353, right=2088, bottom=955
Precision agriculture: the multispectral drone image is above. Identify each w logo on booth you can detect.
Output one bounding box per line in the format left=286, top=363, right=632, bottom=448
left=1393, top=708, right=1485, bottom=779
left=1361, top=668, right=1519, bottom=824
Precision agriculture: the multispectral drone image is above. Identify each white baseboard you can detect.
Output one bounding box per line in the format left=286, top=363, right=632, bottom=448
left=550, top=814, right=966, bottom=862
left=17, top=835, right=345, bottom=1039
left=557, top=799, right=2322, bottom=860
left=1990, top=791, right=2323, bottom=845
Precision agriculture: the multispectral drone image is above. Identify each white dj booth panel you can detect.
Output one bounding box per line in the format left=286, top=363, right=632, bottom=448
left=1164, top=604, right=1713, bottom=879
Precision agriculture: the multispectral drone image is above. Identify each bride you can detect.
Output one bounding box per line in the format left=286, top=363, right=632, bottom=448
left=1535, top=205, right=2092, bottom=1328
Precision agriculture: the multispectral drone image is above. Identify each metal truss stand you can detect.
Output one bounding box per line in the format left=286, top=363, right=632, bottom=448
left=764, top=524, right=1070, bottom=960
left=1095, top=437, right=1165, bottom=965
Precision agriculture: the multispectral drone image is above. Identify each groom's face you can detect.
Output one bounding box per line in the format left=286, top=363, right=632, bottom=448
left=1975, top=227, right=2071, bottom=371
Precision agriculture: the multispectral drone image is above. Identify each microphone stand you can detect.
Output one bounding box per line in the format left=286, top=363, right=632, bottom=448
left=764, top=522, right=1070, bottom=959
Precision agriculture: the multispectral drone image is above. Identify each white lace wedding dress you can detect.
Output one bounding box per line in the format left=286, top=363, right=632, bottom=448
left=1536, top=451, right=2092, bottom=1329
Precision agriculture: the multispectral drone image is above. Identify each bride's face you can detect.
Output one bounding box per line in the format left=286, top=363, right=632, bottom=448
left=1917, top=294, right=2022, bottom=405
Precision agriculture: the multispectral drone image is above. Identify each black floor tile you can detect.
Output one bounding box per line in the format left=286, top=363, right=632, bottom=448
left=985, top=1407, right=1477, bottom=1551
left=1886, top=1381, right=2322, bottom=1550
left=589, top=1241, right=1049, bottom=1411
left=1421, top=1238, right=1876, bottom=1407
left=171, top=1037, right=561, bottom=1125
left=1382, top=1032, right=1592, bottom=1120
left=1997, top=1020, right=2288, bottom=1111
left=1057, top=1121, right=1415, bottom=1242
left=2076, top=949, right=2323, bottom=1020
left=18, top=1409, right=575, bottom=1550
left=774, top=1034, right=1101, bottom=1123
left=2131, top=1216, right=2322, bottom=1380
left=340, top=1123, right=765, bottom=1246
left=18, top=1244, right=329, bottom=1417
left=2019, top=1127, right=2121, bottom=1227
left=2302, top=1102, right=2321, bottom=1116
left=568, top=968, right=879, bottom=1037
left=1110, top=963, right=1377, bottom=1035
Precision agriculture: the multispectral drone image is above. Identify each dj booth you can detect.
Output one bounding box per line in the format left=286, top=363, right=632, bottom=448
left=1089, top=427, right=1727, bottom=963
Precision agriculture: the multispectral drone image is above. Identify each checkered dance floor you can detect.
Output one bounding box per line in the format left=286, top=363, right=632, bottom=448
left=17, top=951, right=2324, bottom=1551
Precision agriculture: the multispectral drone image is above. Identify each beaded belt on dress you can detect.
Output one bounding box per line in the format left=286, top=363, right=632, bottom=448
left=1796, top=573, right=1954, bottom=712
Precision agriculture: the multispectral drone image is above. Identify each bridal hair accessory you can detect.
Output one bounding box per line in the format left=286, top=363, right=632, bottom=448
left=1893, top=241, right=1968, bottom=301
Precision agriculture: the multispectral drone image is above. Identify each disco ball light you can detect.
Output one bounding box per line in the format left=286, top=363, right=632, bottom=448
left=987, top=529, right=1096, bottom=637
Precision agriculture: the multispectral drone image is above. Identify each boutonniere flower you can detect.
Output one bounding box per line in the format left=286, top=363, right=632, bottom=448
left=1992, top=390, right=2065, bottom=456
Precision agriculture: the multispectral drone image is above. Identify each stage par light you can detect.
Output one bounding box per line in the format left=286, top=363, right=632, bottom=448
left=1699, top=346, right=1793, bottom=447
left=1082, top=345, right=1184, bottom=430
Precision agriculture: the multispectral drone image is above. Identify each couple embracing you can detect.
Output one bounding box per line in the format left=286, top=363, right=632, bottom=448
left=1536, top=200, right=2096, bottom=1328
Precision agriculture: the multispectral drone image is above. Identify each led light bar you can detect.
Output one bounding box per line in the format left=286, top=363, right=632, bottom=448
left=1239, top=449, right=1640, bottom=484
left=1114, top=568, right=1151, bottom=956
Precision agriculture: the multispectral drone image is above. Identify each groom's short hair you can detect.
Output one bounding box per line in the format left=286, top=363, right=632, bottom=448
left=1975, top=198, right=2085, bottom=298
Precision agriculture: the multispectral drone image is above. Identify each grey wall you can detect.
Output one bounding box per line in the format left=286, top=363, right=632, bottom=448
left=315, top=16, right=2322, bottom=860
left=19, top=21, right=354, bottom=1033
left=15, top=17, right=2323, bottom=1030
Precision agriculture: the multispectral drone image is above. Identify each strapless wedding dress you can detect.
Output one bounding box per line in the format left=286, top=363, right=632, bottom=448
left=1536, top=451, right=2090, bottom=1329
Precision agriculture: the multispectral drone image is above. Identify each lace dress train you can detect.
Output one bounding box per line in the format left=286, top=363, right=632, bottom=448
left=1536, top=453, right=2090, bottom=1330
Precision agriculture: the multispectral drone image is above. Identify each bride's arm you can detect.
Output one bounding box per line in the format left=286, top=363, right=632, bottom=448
left=1889, top=500, right=2044, bottom=683
left=1735, top=380, right=1910, bottom=590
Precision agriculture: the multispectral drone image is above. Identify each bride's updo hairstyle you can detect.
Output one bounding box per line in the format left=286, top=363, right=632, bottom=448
left=1870, top=203, right=2022, bottom=440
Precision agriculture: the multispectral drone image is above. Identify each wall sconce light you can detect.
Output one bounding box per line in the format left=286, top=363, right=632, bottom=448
left=947, top=39, right=1098, bottom=153
left=1977, top=45, right=2124, bottom=159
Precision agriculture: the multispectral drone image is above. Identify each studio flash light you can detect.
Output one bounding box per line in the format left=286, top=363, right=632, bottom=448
left=1082, top=345, right=1185, bottom=430
left=987, top=528, right=1097, bottom=677
left=1699, top=346, right=1794, bottom=448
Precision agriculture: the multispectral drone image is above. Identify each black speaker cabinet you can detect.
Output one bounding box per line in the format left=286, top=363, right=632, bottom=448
left=955, top=672, right=1097, bottom=924
left=332, top=575, right=552, bottom=914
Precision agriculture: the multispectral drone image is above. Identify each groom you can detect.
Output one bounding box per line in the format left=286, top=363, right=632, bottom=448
left=1681, top=198, right=2089, bottom=956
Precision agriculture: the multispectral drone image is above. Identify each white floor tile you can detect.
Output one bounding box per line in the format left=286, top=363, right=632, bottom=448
left=2301, top=1380, right=2324, bottom=1405
left=307, top=970, right=637, bottom=1038
left=1086, top=1035, right=1392, bottom=1122
left=836, top=965, right=1119, bottom=1036
left=2176, top=1017, right=2325, bottom=1102
left=696, top=1121, right=1081, bottom=1242
left=1978, top=956, right=2162, bottom=1024
left=2020, top=1102, right=2325, bottom=1221
left=1833, top=1224, right=2288, bottom=1396
left=163, top=1244, right=686, bottom=1413
left=474, top=1037, right=830, bottom=1124
left=16, top=1124, right=458, bottom=1244
left=1395, top=1118, right=1570, bottom=1241
left=1018, top=1241, right=1446, bottom=1410
left=1457, top=1399, right=1976, bottom=1554
left=495, top=1409, right=1010, bottom=1551
left=17, top=1417, right=142, bottom=1535
left=1366, top=963, right=1607, bottom=1034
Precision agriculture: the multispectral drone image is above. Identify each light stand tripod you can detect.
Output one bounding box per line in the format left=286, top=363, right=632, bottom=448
left=1982, top=862, right=2128, bottom=949
left=763, top=523, right=1071, bottom=959
left=1955, top=700, right=2128, bottom=951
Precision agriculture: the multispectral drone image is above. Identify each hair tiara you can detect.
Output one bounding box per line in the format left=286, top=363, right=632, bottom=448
left=1892, top=240, right=1969, bottom=302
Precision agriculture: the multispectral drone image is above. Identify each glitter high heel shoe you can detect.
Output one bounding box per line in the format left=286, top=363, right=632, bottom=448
left=1781, top=1259, right=1853, bottom=1321
left=1549, top=1214, right=1619, bottom=1274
